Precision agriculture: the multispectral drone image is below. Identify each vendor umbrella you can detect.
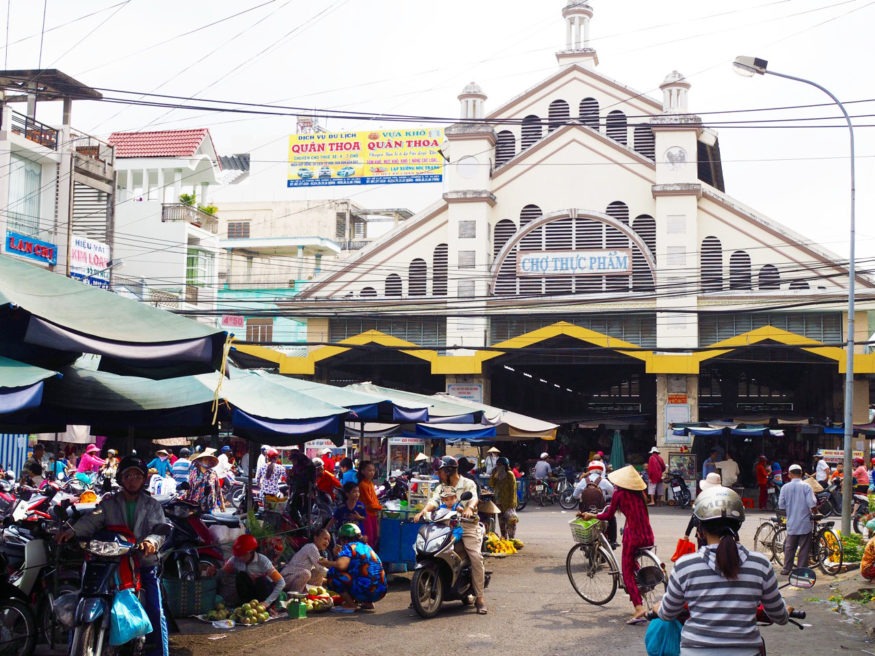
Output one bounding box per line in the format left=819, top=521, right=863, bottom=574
left=609, top=430, right=625, bottom=471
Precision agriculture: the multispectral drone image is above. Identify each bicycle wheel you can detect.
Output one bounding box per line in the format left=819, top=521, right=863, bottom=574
left=635, top=550, right=667, bottom=611
left=818, top=529, right=843, bottom=576
left=753, top=521, right=777, bottom=562
left=566, top=543, right=617, bottom=605
left=772, top=527, right=786, bottom=567
left=559, top=487, right=578, bottom=510
left=0, top=598, right=37, bottom=656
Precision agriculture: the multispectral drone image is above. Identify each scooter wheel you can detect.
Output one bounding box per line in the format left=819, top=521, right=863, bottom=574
left=411, top=566, right=444, bottom=619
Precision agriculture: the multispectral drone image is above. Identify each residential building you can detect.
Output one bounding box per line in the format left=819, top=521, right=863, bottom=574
left=108, top=129, right=248, bottom=316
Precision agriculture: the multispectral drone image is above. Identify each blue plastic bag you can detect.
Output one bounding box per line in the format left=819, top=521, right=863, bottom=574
left=644, top=617, right=682, bottom=656
left=109, top=588, right=152, bottom=646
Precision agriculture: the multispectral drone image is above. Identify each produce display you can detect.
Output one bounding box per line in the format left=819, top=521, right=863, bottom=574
left=483, top=532, right=524, bottom=554
left=205, top=600, right=270, bottom=625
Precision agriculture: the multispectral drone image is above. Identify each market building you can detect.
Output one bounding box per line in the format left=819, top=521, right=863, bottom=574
left=235, top=2, right=875, bottom=468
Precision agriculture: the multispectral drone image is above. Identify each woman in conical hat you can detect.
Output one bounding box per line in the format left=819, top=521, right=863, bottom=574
left=580, top=464, right=654, bottom=624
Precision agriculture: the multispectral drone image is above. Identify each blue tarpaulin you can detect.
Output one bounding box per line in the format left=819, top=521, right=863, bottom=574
left=412, top=424, right=497, bottom=440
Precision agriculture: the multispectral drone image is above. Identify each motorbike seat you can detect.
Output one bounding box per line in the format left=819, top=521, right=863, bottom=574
left=202, top=512, right=242, bottom=528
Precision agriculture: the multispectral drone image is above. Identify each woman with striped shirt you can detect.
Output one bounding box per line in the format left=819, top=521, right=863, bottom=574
left=657, top=487, right=788, bottom=655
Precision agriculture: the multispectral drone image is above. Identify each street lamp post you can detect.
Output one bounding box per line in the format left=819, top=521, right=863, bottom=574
left=734, top=56, right=857, bottom=535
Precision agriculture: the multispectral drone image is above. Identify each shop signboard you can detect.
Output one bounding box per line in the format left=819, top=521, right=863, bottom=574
left=818, top=448, right=864, bottom=464
left=665, top=403, right=691, bottom=444
left=287, top=128, right=444, bottom=187
left=517, top=249, right=631, bottom=276
left=446, top=383, right=482, bottom=403
left=69, top=235, right=110, bottom=288
left=5, top=230, right=57, bottom=265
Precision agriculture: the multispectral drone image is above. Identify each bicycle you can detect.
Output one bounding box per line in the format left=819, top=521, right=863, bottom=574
left=772, top=515, right=843, bottom=576
left=752, top=512, right=786, bottom=562
left=565, top=517, right=666, bottom=609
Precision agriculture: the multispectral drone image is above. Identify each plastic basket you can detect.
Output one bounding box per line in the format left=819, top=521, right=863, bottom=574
left=161, top=577, right=218, bottom=618
left=569, top=518, right=601, bottom=544
left=263, top=495, right=287, bottom=513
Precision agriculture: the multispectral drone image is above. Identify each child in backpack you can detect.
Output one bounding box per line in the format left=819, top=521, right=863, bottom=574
left=573, top=461, right=617, bottom=547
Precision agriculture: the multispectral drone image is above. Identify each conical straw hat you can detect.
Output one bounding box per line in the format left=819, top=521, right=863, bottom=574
left=607, top=464, right=646, bottom=491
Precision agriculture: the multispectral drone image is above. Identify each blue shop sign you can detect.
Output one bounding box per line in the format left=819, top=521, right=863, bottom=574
left=5, top=231, right=57, bottom=265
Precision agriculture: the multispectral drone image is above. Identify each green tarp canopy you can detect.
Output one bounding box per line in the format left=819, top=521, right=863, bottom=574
left=0, top=356, right=59, bottom=414
left=0, top=254, right=226, bottom=378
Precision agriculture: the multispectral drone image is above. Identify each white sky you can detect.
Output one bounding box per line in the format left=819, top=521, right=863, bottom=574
left=5, top=0, right=874, bottom=261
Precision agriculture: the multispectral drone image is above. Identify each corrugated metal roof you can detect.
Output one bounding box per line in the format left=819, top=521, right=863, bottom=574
left=219, top=153, right=250, bottom=172
left=107, top=129, right=211, bottom=158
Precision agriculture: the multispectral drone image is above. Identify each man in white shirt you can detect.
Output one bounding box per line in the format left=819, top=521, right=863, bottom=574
left=814, top=454, right=831, bottom=487
left=716, top=452, right=740, bottom=488
left=215, top=445, right=233, bottom=486
left=533, top=452, right=552, bottom=481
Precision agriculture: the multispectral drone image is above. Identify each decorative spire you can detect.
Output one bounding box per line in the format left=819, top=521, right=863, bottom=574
left=458, top=81, right=486, bottom=121
left=556, top=1, right=598, bottom=69
left=660, top=70, right=691, bottom=114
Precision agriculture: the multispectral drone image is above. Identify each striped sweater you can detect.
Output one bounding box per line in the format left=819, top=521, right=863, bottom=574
left=658, top=544, right=788, bottom=650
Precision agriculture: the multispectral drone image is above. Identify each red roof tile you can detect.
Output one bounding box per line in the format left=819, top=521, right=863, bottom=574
left=108, top=129, right=211, bottom=158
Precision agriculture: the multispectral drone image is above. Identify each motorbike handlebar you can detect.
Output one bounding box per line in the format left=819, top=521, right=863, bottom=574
left=789, top=609, right=806, bottom=620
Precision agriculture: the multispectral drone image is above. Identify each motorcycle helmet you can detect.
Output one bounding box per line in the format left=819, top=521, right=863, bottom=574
left=692, top=487, right=745, bottom=525
left=179, top=447, right=191, bottom=457
left=495, top=457, right=510, bottom=469
left=220, top=445, right=232, bottom=454
left=338, top=523, right=361, bottom=540
left=265, top=448, right=279, bottom=459
left=115, top=456, right=148, bottom=484
left=438, top=456, right=458, bottom=471
left=312, top=457, right=324, bottom=468
left=232, top=534, right=258, bottom=558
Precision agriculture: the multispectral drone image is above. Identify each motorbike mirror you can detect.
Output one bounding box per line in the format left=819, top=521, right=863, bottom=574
left=459, top=491, right=473, bottom=502
left=787, top=567, right=816, bottom=589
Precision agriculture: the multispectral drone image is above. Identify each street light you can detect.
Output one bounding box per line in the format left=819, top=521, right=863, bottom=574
left=734, top=55, right=857, bottom=535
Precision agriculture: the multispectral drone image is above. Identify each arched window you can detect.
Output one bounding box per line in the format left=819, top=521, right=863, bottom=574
left=632, top=214, right=655, bottom=291
left=385, top=273, right=402, bottom=297
left=493, top=219, right=517, bottom=256
left=605, top=201, right=629, bottom=249
left=606, top=110, right=627, bottom=145
left=633, top=124, right=655, bottom=160
left=729, top=251, right=752, bottom=290
left=701, top=237, right=723, bottom=293
left=758, top=264, right=780, bottom=290
left=606, top=201, right=629, bottom=225
left=519, top=204, right=543, bottom=251
left=521, top=115, right=542, bottom=150
left=548, top=99, right=570, bottom=132
left=360, top=287, right=377, bottom=298
left=409, top=258, right=427, bottom=296
left=579, top=97, right=599, bottom=131
left=495, top=130, right=516, bottom=167
left=432, top=244, right=448, bottom=297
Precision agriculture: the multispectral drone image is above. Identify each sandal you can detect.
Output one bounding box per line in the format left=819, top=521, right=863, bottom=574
left=625, top=616, right=647, bottom=625
left=358, top=602, right=375, bottom=612
left=475, top=602, right=488, bottom=615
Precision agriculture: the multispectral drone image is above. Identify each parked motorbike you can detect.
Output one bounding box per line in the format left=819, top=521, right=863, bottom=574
left=66, top=526, right=170, bottom=656
left=410, top=491, right=491, bottom=618
left=665, top=470, right=691, bottom=508
left=161, top=497, right=225, bottom=580
left=0, top=550, right=36, bottom=656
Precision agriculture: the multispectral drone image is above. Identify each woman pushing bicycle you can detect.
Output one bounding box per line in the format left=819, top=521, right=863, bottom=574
left=579, top=464, right=654, bottom=624
left=656, top=486, right=789, bottom=654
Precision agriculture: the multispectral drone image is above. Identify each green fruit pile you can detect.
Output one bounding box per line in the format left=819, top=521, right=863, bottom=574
left=206, top=599, right=270, bottom=625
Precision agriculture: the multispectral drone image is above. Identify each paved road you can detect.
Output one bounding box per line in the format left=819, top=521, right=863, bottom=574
left=166, top=504, right=874, bottom=656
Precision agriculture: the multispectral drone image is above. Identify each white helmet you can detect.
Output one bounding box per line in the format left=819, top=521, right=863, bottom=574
left=539, top=452, right=549, bottom=459
left=312, top=457, right=324, bottom=468
left=693, top=487, right=745, bottom=524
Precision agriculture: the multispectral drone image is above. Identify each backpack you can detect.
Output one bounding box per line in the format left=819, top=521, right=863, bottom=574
left=578, top=475, right=606, bottom=511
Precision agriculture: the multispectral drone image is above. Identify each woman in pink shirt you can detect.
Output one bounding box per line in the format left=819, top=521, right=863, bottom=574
left=76, top=444, right=105, bottom=474
left=581, top=465, right=654, bottom=624
left=853, top=457, right=869, bottom=494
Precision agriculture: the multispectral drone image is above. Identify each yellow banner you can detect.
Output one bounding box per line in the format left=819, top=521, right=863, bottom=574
left=287, top=128, right=444, bottom=187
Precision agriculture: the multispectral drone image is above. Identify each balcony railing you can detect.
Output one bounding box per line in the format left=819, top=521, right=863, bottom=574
left=161, top=203, right=219, bottom=234
left=71, top=130, right=114, bottom=180
left=9, top=110, right=58, bottom=150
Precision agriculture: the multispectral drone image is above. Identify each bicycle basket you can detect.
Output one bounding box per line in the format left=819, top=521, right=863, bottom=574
left=569, top=518, right=601, bottom=544
left=635, top=565, right=665, bottom=593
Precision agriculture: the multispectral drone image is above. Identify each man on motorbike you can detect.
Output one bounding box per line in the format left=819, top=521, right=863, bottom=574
left=57, top=456, right=170, bottom=656
left=533, top=452, right=552, bottom=482
left=413, top=456, right=488, bottom=615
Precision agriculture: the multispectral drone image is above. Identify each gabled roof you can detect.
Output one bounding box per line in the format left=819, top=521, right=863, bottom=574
left=108, top=129, right=216, bottom=159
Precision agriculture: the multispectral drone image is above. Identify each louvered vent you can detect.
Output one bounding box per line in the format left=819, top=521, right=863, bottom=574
left=758, top=264, right=780, bottom=290
left=579, top=98, right=599, bottom=131
left=606, top=110, right=628, bottom=145
left=71, top=183, right=110, bottom=242
left=432, top=244, right=448, bottom=297
left=633, top=125, right=655, bottom=160
left=521, top=116, right=542, bottom=150
left=701, top=236, right=723, bottom=293
left=495, top=131, right=516, bottom=167
left=729, top=250, right=752, bottom=291
left=330, top=318, right=446, bottom=347
left=385, top=274, right=402, bottom=297
left=409, top=258, right=427, bottom=296
left=548, top=100, right=570, bottom=132
left=632, top=215, right=655, bottom=292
